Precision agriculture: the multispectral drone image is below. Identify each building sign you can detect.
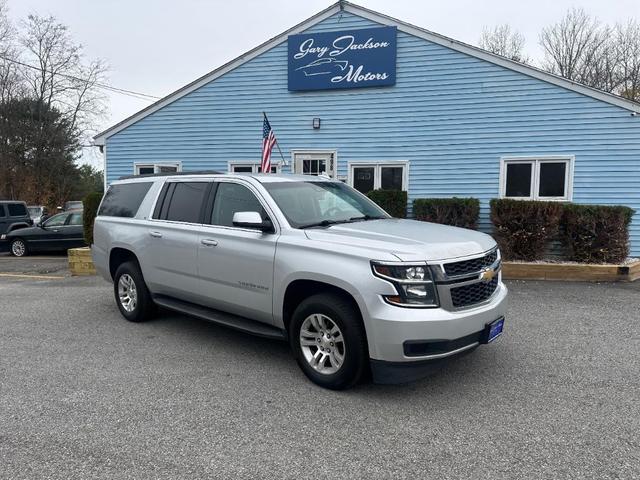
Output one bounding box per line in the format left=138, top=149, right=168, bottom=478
left=288, top=26, right=397, bottom=91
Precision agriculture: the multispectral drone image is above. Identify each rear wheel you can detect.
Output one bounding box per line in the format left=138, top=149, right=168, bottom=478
left=113, top=261, right=155, bottom=322
left=290, top=293, right=368, bottom=390
left=10, top=238, right=28, bottom=257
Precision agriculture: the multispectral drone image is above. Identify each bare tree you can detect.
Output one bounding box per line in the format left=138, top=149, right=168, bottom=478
left=0, top=0, right=23, bottom=104
left=479, top=24, right=529, bottom=63
left=614, top=20, right=640, bottom=102
left=539, top=8, right=614, bottom=89
left=20, top=14, right=107, bottom=136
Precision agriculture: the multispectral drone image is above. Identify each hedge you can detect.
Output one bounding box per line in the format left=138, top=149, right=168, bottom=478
left=490, top=199, right=564, bottom=261
left=413, top=197, right=480, bottom=229
left=367, top=189, right=407, bottom=218
left=562, top=204, right=634, bottom=263
left=83, top=191, right=103, bottom=245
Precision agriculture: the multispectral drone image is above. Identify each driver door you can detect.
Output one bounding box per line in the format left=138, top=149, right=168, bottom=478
left=196, top=181, right=278, bottom=324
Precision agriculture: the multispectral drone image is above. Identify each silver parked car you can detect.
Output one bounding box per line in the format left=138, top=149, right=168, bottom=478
left=93, top=173, right=507, bottom=389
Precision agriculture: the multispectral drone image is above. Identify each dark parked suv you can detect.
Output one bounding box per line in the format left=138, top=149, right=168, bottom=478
left=0, top=201, right=32, bottom=250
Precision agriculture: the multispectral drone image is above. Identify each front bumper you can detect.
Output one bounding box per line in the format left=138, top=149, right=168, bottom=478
left=364, top=281, right=508, bottom=366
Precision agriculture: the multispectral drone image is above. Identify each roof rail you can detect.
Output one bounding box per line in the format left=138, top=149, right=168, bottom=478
left=118, top=170, right=224, bottom=180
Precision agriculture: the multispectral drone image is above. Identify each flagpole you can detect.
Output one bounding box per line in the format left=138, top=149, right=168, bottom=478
left=263, top=112, right=287, bottom=166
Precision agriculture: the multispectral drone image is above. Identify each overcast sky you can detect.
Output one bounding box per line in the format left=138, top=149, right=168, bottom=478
left=6, top=0, right=640, bottom=168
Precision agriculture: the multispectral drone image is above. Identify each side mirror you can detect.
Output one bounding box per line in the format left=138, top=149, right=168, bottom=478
left=232, top=211, right=273, bottom=232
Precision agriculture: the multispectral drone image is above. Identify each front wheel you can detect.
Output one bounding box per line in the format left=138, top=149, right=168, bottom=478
left=10, top=238, right=28, bottom=257
left=290, top=293, right=368, bottom=390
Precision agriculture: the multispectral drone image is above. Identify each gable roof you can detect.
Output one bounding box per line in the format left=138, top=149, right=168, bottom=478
left=93, top=1, right=640, bottom=145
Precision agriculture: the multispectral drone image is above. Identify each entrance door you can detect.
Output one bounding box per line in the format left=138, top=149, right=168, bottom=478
left=293, top=151, right=336, bottom=178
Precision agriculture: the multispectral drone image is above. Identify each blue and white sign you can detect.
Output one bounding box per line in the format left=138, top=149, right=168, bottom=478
left=288, top=26, right=397, bottom=91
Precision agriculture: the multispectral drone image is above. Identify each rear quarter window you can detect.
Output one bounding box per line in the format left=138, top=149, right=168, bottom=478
left=8, top=203, right=27, bottom=216
left=98, top=182, right=153, bottom=218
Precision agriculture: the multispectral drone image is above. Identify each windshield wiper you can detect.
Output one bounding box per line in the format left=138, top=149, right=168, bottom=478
left=300, top=215, right=386, bottom=229
left=347, top=215, right=387, bottom=222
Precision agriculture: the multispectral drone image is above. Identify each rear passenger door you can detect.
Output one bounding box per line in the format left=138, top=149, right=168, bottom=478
left=64, top=212, right=86, bottom=248
left=142, top=180, right=212, bottom=303
left=196, top=180, right=278, bottom=324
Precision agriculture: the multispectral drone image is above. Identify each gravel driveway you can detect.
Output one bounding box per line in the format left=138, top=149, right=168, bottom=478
left=0, top=274, right=638, bottom=479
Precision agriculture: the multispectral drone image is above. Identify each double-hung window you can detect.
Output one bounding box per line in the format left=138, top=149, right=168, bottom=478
left=135, top=162, right=181, bottom=175
left=500, top=156, right=573, bottom=201
left=229, top=162, right=280, bottom=174
left=349, top=162, right=408, bottom=194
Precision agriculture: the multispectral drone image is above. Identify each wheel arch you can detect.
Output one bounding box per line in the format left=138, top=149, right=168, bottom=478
left=108, top=247, right=140, bottom=280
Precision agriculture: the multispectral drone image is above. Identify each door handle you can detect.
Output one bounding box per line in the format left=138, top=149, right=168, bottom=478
left=201, top=238, right=218, bottom=247
left=149, top=231, right=163, bottom=238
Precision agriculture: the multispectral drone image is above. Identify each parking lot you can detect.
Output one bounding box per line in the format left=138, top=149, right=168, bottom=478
left=0, top=255, right=638, bottom=479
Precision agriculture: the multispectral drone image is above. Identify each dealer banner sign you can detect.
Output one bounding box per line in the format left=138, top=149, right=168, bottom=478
left=288, top=26, right=397, bottom=91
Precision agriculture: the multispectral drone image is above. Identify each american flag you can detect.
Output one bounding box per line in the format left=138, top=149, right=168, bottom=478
left=261, top=114, right=277, bottom=173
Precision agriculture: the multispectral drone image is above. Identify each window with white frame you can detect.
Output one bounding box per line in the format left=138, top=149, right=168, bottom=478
left=135, top=162, right=181, bottom=175
left=349, top=162, right=408, bottom=194
left=228, top=162, right=281, bottom=174
left=500, top=157, right=573, bottom=201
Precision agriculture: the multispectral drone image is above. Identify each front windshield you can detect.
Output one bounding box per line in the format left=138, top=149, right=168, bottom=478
left=263, top=181, right=389, bottom=228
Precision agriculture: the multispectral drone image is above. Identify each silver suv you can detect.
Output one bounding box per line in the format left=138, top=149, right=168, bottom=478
left=93, top=173, right=507, bottom=389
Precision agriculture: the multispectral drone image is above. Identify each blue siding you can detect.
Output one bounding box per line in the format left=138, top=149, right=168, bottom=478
left=106, top=11, right=640, bottom=256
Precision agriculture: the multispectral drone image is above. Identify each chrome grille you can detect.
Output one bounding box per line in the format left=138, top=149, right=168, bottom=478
left=450, top=276, right=499, bottom=308
left=444, top=249, right=498, bottom=277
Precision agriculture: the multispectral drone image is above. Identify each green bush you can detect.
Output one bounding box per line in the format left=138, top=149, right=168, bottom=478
left=413, top=197, right=480, bottom=229
left=490, top=199, right=564, bottom=261
left=366, top=189, right=407, bottom=218
left=562, top=204, right=634, bottom=263
left=83, top=191, right=103, bottom=245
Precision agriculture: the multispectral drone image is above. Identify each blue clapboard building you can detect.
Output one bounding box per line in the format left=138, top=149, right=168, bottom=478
left=94, top=1, right=640, bottom=256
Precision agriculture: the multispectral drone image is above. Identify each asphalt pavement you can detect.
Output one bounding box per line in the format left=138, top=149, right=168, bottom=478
left=0, top=269, right=638, bottom=479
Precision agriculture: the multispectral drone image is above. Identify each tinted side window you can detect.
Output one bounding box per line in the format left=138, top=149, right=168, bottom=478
left=45, top=213, right=69, bottom=227
left=165, top=182, right=208, bottom=223
left=98, top=182, right=152, bottom=217
left=0, top=205, right=5, bottom=217
left=211, top=183, right=266, bottom=227
left=8, top=203, right=27, bottom=216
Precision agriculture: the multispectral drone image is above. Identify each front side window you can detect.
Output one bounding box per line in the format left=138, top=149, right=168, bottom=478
left=210, top=183, right=267, bottom=227
left=164, top=182, right=209, bottom=223
left=502, top=157, right=572, bottom=201
left=263, top=181, right=388, bottom=228
left=349, top=163, right=407, bottom=194
left=44, top=213, right=69, bottom=227
left=8, top=203, right=28, bottom=216
left=99, top=182, right=153, bottom=218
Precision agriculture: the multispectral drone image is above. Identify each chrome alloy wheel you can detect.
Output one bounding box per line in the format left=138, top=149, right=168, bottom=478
left=11, top=239, right=26, bottom=257
left=299, top=314, right=345, bottom=375
left=118, top=274, right=138, bottom=313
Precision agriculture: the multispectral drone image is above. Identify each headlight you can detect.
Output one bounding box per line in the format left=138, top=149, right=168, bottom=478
left=371, top=262, right=439, bottom=308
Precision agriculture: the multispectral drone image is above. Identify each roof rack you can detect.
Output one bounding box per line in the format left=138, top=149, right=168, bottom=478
left=118, top=170, right=224, bottom=180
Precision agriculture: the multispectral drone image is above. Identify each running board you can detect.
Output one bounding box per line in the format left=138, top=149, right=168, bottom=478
left=152, top=295, right=287, bottom=341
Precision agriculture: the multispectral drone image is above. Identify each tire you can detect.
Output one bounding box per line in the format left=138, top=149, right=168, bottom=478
left=289, top=293, right=368, bottom=390
left=113, top=261, right=155, bottom=322
left=10, top=238, right=28, bottom=257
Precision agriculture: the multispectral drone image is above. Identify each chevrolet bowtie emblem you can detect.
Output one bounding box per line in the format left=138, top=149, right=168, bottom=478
left=479, top=267, right=496, bottom=282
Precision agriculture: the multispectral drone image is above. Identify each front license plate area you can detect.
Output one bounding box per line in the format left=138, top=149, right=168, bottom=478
left=482, top=317, right=504, bottom=343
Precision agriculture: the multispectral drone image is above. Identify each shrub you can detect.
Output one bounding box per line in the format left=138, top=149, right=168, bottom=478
left=83, top=191, right=103, bottom=245
left=490, top=199, right=563, bottom=261
left=562, top=204, right=634, bottom=263
left=413, top=197, right=480, bottom=229
left=367, top=189, right=407, bottom=218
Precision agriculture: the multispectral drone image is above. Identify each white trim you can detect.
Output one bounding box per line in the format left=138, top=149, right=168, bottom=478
left=228, top=161, right=282, bottom=174
left=92, top=2, right=640, bottom=146
left=103, top=144, right=108, bottom=191
left=348, top=160, right=409, bottom=191
left=291, top=149, right=338, bottom=178
left=134, top=161, right=182, bottom=175
left=499, top=155, right=574, bottom=201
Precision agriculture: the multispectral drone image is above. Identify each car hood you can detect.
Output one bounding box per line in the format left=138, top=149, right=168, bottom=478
left=5, top=226, right=41, bottom=237
left=304, top=218, right=496, bottom=262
